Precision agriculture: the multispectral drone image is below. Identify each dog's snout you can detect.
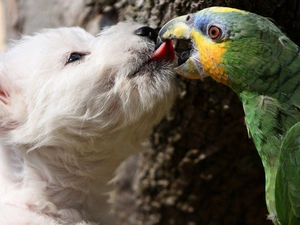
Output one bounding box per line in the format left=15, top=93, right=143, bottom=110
left=134, top=26, right=157, bottom=42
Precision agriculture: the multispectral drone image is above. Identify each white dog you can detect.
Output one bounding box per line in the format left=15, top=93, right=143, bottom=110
left=0, top=22, right=176, bottom=224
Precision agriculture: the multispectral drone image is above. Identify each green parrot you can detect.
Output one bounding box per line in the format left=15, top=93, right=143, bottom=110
left=158, top=7, right=300, bottom=225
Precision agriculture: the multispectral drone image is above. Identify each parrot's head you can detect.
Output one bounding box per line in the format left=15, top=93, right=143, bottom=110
left=159, top=7, right=299, bottom=94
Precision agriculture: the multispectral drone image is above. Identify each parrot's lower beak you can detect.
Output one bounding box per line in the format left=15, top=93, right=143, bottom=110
left=158, top=15, right=206, bottom=80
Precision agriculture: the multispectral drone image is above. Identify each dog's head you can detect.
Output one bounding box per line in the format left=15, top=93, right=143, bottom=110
left=0, top=22, right=176, bottom=151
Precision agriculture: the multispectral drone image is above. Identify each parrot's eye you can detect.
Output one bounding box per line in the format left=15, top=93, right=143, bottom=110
left=208, top=25, right=222, bottom=40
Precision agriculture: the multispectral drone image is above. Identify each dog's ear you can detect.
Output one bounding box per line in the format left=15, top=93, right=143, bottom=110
left=0, top=69, right=25, bottom=131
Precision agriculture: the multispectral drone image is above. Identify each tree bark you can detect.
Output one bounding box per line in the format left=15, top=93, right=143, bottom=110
left=3, top=0, right=300, bottom=224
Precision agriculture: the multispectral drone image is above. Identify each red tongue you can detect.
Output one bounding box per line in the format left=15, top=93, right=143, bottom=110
left=150, top=40, right=175, bottom=62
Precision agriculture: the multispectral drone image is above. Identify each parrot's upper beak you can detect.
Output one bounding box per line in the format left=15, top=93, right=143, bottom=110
left=158, top=15, right=206, bottom=80
left=158, top=15, right=192, bottom=41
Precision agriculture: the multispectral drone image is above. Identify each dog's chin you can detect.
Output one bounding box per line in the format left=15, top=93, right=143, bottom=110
left=101, top=43, right=176, bottom=139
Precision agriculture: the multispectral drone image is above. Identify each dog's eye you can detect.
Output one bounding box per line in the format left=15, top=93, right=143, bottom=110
left=66, top=52, right=85, bottom=64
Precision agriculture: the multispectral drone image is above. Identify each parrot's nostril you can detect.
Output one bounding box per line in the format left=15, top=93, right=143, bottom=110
left=134, top=26, right=158, bottom=42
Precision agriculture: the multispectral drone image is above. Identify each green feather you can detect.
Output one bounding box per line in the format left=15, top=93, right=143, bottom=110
left=191, top=9, right=300, bottom=224
left=217, top=9, right=300, bottom=225
left=224, top=11, right=300, bottom=225
left=276, top=122, right=300, bottom=224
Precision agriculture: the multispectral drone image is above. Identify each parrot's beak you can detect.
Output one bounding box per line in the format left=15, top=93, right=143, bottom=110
left=158, top=15, right=205, bottom=80
left=158, top=15, right=191, bottom=41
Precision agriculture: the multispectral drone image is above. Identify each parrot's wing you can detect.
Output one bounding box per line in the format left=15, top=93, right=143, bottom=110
left=276, top=122, right=300, bottom=224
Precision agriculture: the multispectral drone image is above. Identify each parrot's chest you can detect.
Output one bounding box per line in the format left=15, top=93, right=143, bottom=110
left=242, top=95, right=283, bottom=157
left=241, top=94, right=285, bottom=216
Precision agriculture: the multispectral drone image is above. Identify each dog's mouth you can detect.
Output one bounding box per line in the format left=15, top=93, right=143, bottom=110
left=149, top=39, right=175, bottom=62
left=128, top=40, right=175, bottom=78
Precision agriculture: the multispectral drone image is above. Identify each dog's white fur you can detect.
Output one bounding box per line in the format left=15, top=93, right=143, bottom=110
left=0, top=22, right=176, bottom=224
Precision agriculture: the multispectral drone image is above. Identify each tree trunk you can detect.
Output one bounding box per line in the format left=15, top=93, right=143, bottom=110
left=3, top=0, right=300, bottom=224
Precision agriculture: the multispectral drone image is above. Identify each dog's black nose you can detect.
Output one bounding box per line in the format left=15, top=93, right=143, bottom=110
left=134, top=26, right=157, bottom=42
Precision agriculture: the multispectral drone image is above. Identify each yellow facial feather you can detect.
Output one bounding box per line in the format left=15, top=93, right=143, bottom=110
left=191, top=29, right=230, bottom=85
left=209, top=7, right=247, bottom=14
